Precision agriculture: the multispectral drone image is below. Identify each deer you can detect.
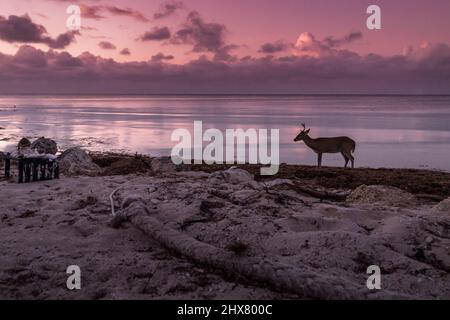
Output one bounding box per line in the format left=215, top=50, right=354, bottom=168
left=294, top=123, right=356, bottom=168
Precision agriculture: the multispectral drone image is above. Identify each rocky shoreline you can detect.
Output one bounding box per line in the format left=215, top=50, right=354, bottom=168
left=0, top=139, right=449, bottom=299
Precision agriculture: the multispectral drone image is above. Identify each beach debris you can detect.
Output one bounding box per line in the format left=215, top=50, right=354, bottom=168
left=288, top=182, right=348, bottom=202
left=347, top=184, right=417, bottom=208
left=3, top=152, right=11, bottom=178
left=17, top=137, right=32, bottom=155
left=118, top=199, right=407, bottom=300
left=58, top=147, right=100, bottom=176
left=67, top=195, right=98, bottom=211
left=208, top=167, right=254, bottom=185
left=102, top=157, right=149, bottom=176
left=30, top=137, right=57, bottom=155
left=226, top=240, right=249, bottom=256
left=425, top=236, right=434, bottom=244
left=17, top=155, right=59, bottom=183
left=151, top=156, right=179, bottom=173
left=432, top=197, right=450, bottom=213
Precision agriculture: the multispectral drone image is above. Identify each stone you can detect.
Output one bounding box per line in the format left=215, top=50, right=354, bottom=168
left=347, top=185, right=417, bottom=208
left=30, top=137, right=57, bottom=155
left=208, top=167, right=254, bottom=185
left=432, top=197, right=450, bottom=213
left=58, top=147, right=100, bottom=176
left=17, top=137, right=32, bottom=155
left=151, top=156, right=179, bottom=173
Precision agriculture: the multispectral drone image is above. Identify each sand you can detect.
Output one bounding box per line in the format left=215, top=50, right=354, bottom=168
left=0, top=156, right=449, bottom=300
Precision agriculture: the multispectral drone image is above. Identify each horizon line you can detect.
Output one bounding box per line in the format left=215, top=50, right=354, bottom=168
left=2, top=93, right=450, bottom=97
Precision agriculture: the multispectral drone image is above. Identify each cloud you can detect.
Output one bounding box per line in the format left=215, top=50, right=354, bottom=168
left=98, top=41, right=116, bottom=50
left=173, top=11, right=227, bottom=52
left=213, top=44, right=238, bottom=62
left=151, top=52, right=174, bottom=62
left=259, top=41, right=290, bottom=54
left=13, top=45, right=48, bottom=68
left=139, top=26, right=171, bottom=41
left=295, top=31, right=363, bottom=57
left=105, top=6, right=149, bottom=22
left=49, top=31, right=79, bottom=49
left=170, top=11, right=237, bottom=61
left=323, top=31, right=363, bottom=48
left=81, top=26, right=98, bottom=32
left=120, top=48, right=131, bottom=55
left=1, top=41, right=450, bottom=94
left=80, top=4, right=104, bottom=20
left=0, top=14, right=78, bottom=49
left=154, top=1, right=184, bottom=20
left=80, top=4, right=148, bottom=22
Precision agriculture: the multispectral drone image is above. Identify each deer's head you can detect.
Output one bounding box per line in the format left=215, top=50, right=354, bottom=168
left=294, top=123, right=310, bottom=142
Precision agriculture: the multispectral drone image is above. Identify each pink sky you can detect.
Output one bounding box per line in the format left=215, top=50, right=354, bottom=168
left=1, top=0, right=450, bottom=62
left=1, top=0, right=450, bottom=94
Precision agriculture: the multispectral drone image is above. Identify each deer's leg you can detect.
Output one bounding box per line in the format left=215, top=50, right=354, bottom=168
left=342, top=152, right=349, bottom=168
left=344, top=151, right=355, bottom=169
left=317, top=153, right=322, bottom=168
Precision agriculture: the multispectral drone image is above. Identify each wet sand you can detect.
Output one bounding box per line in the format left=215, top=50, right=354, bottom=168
left=0, top=154, right=449, bottom=299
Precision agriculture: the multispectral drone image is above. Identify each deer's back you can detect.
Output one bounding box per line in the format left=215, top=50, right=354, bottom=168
left=312, top=136, right=355, bottom=153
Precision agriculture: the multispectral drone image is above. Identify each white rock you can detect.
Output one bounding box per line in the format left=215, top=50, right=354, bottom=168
left=58, top=147, right=100, bottom=176
left=347, top=185, right=417, bottom=208
left=208, top=167, right=254, bottom=185
left=151, top=156, right=179, bottom=173
left=432, top=197, right=450, bottom=213
left=31, top=137, right=58, bottom=155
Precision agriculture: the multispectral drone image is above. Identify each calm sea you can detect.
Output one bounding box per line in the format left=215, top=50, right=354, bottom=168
left=1, top=95, right=450, bottom=170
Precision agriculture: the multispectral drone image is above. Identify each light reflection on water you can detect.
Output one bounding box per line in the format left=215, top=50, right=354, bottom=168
left=1, top=95, right=450, bottom=170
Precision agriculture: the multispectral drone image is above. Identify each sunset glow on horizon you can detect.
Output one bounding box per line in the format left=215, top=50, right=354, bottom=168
left=1, top=0, right=450, bottom=94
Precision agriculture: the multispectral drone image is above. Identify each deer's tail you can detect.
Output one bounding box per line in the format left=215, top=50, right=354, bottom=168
left=351, top=141, right=356, bottom=153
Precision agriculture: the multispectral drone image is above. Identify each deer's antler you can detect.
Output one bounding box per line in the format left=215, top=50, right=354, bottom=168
left=301, top=123, right=306, bottom=131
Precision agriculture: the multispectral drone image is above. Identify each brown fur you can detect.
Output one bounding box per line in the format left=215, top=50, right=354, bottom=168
left=294, top=125, right=356, bottom=168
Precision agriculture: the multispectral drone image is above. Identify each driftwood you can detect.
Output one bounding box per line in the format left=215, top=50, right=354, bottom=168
left=118, top=199, right=410, bottom=300
left=289, top=183, right=445, bottom=203
left=289, top=182, right=348, bottom=202
left=415, top=194, right=446, bottom=202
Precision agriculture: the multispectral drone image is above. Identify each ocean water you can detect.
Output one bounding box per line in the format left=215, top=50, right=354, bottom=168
left=1, top=95, right=450, bottom=171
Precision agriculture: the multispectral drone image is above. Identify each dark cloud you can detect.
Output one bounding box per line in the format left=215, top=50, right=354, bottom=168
left=295, top=31, right=363, bottom=57
left=105, top=6, right=149, bottom=22
left=151, top=52, right=174, bottom=62
left=1, top=42, right=450, bottom=94
left=259, top=41, right=290, bottom=54
left=154, top=0, right=184, bottom=20
left=173, top=11, right=227, bottom=52
left=0, top=14, right=78, bottom=49
left=171, top=11, right=237, bottom=61
left=139, top=27, right=171, bottom=41
left=49, top=31, right=78, bottom=49
left=213, top=44, right=238, bottom=62
left=120, top=48, right=131, bottom=55
left=98, top=41, right=116, bottom=50
left=80, top=5, right=104, bottom=20
left=80, top=4, right=148, bottom=22
left=13, top=45, right=48, bottom=68
left=323, top=31, right=363, bottom=48
left=81, top=26, right=98, bottom=32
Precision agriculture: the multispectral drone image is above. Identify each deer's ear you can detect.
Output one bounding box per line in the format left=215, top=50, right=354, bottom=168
left=305, top=129, right=310, bottom=134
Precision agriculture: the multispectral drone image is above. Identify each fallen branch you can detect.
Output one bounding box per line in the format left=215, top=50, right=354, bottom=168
left=289, top=183, right=348, bottom=202
left=119, top=200, right=410, bottom=300
left=415, top=194, right=446, bottom=202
